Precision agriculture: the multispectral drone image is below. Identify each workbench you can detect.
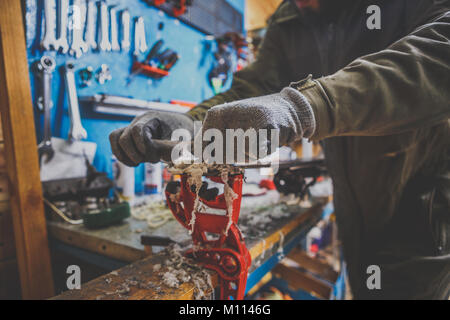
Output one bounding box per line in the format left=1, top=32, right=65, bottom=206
left=50, top=193, right=331, bottom=300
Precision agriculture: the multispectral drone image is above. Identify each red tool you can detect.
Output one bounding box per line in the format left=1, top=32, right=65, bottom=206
left=172, top=0, right=187, bottom=16
left=165, top=171, right=251, bottom=300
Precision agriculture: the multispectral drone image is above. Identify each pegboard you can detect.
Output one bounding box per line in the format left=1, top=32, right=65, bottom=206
left=145, top=0, right=244, bottom=36
left=24, top=0, right=244, bottom=193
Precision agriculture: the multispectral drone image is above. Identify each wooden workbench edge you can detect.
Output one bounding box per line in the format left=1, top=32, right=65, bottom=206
left=51, top=201, right=327, bottom=300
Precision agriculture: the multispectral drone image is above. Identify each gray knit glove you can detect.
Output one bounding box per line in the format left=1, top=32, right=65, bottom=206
left=202, top=87, right=315, bottom=162
left=109, top=111, right=194, bottom=166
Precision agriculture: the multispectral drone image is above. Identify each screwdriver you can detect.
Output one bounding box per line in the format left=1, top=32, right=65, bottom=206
left=126, top=39, right=165, bottom=85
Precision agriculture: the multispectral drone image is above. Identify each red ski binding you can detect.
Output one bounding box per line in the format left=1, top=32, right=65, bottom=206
left=165, top=170, right=251, bottom=300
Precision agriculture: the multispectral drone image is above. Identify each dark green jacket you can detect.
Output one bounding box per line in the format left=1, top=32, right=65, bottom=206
left=189, top=0, right=450, bottom=299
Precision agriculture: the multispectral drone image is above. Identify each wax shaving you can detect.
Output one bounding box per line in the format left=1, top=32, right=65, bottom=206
left=181, top=164, right=208, bottom=234
left=238, top=202, right=291, bottom=238
left=153, top=264, right=161, bottom=272
left=162, top=271, right=180, bottom=288
left=220, top=167, right=238, bottom=235
left=157, top=243, right=213, bottom=300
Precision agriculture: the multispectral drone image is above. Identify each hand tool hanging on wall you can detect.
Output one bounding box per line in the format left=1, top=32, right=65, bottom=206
left=127, top=39, right=164, bottom=84
left=80, top=94, right=189, bottom=116
left=79, top=66, right=94, bottom=87
left=63, top=62, right=88, bottom=141
left=96, top=64, right=112, bottom=84
left=156, top=49, right=179, bottom=70
left=171, top=0, right=190, bottom=17
left=85, top=0, right=98, bottom=50
left=98, top=1, right=112, bottom=51
left=149, top=0, right=194, bottom=17
left=110, top=6, right=121, bottom=51
left=70, top=0, right=89, bottom=57
left=120, top=9, right=131, bottom=51
left=133, top=16, right=148, bottom=56
left=55, top=0, right=70, bottom=53
left=207, top=32, right=247, bottom=94
left=41, top=0, right=57, bottom=51
left=36, top=56, right=56, bottom=164
left=145, top=39, right=165, bottom=65
left=165, top=167, right=251, bottom=300
left=128, top=40, right=180, bottom=83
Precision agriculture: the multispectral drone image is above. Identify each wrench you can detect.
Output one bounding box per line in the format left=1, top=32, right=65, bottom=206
left=110, top=6, right=120, bottom=51
left=37, top=56, right=56, bottom=164
left=98, top=1, right=111, bottom=51
left=55, top=0, right=70, bottom=53
left=64, top=62, right=88, bottom=141
left=70, top=0, right=89, bottom=57
left=41, top=0, right=57, bottom=50
left=85, top=0, right=97, bottom=50
left=120, top=10, right=131, bottom=51
left=134, top=16, right=147, bottom=56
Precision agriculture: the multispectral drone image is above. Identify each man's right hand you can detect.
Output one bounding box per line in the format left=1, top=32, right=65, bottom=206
left=109, top=111, right=194, bottom=166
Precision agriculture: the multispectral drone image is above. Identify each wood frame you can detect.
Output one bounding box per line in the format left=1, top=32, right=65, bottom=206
left=0, top=0, right=54, bottom=299
left=245, top=0, right=283, bottom=31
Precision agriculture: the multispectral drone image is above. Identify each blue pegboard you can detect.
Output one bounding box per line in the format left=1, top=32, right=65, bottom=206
left=25, top=0, right=244, bottom=193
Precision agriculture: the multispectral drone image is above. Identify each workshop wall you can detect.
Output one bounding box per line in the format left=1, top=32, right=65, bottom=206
left=25, top=0, right=244, bottom=193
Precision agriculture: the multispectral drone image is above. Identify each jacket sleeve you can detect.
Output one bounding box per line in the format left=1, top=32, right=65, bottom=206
left=299, top=10, right=450, bottom=141
left=188, top=22, right=289, bottom=121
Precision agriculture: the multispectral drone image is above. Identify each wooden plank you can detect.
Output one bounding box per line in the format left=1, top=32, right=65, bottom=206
left=0, top=259, right=21, bottom=299
left=46, top=215, right=186, bottom=262
left=0, top=115, right=3, bottom=142
left=52, top=251, right=218, bottom=300
left=0, top=143, right=5, bottom=172
left=52, top=203, right=325, bottom=300
left=0, top=202, right=15, bottom=260
left=0, top=173, right=10, bottom=201
left=247, top=272, right=272, bottom=296
left=0, top=0, right=54, bottom=298
left=286, top=248, right=338, bottom=283
left=48, top=223, right=147, bottom=263
left=272, top=264, right=332, bottom=300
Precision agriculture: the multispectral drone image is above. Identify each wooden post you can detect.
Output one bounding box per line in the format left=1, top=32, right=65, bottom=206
left=0, top=0, right=54, bottom=299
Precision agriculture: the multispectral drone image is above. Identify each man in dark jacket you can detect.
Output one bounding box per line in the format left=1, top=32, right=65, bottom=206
left=110, top=0, right=450, bottom=299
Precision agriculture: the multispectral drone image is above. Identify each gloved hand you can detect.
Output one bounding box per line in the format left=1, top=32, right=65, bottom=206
left=201, top=87, right=316, bottom=162
left=109, top=111, right=194, bottom=166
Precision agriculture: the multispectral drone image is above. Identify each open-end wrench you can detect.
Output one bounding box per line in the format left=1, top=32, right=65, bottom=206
left=110, top=6, right=120, bottom=51
left=98, top=1, right=112, bottom=51
left=85, top=0, right=97, bottom=50
left=55, top=0, right=70, bottom=53
left=37, top=56, right=56, bottom=164
left=120, top=10, right=131, bottom=51
left=41, top=0, right=57, bottom=50
left=70, top=0, right=89, bottom=57
left=64, top=62, right=88, bottom=141
left=133, top=16, right=147, bottom=56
